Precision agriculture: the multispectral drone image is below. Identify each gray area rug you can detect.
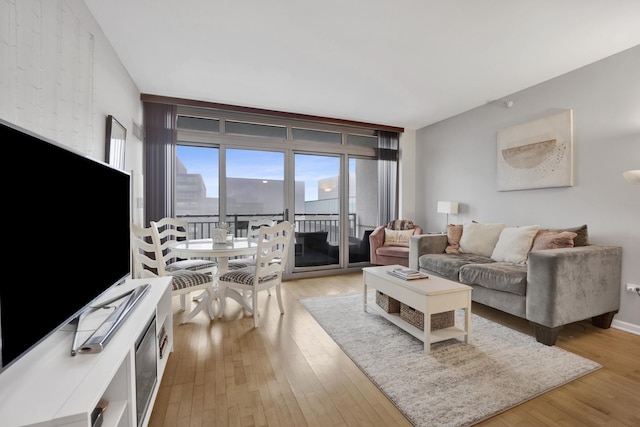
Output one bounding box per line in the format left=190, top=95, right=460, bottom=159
left=299, top=291, right=601, bottom=427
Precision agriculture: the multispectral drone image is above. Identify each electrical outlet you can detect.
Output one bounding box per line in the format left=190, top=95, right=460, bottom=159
left=627, top=284, right=640, bottom=292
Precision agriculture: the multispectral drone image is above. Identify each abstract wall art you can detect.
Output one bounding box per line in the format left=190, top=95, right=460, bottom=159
left=497, top=110, right=573, bottom=191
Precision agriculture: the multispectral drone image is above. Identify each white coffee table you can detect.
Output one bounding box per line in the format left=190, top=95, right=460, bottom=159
left=363, top=265, right=472, bottom=353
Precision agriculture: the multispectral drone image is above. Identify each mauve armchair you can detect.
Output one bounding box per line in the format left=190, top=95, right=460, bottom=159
left=370, top=220, right=423, bottom=267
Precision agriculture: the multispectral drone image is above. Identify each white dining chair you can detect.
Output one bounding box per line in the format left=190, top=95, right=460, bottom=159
left=217, top=221, right=294, bottom=327
left=227, top=218, right=276, bottom=271
left=131, top=222, right=217, bottom=324
left=151, top=217, right=218, bottom=275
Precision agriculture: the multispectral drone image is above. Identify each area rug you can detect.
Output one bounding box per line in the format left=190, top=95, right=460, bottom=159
left=299, top=291, right=601, bottom=427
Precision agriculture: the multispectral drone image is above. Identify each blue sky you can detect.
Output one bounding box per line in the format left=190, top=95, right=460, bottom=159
left=177, top=146, right=349, bottom=200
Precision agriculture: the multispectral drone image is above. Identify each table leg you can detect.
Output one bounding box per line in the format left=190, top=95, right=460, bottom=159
left=363, top=282, right=368, bottom=312
left=424, top=310, right=432, bottom=353
left=464, top=291, right=471, bottom=344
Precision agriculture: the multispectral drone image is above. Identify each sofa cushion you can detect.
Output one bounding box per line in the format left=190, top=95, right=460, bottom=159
left=459, top=223, right=505, bottom=257
left=531, top=230, right=577, bottom=251
left=459, top=262, right=528, bottom=296
left=491, top=225, right=539, bottom=264
left=445, top=224, right=463, bottom=254
left=384, top=228, right=414, bottom=247
left=419, top=253, right=494, bottom=281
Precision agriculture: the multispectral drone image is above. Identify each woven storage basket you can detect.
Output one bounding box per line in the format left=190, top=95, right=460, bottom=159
left=376, top=290, right=400, bottom=313
left=399, top=303, right=455, bottom=331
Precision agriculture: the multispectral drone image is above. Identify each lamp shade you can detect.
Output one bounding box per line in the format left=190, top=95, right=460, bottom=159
left=437, top=201, right=459, bottom=214
left=623, top=170, right=640, bottom=184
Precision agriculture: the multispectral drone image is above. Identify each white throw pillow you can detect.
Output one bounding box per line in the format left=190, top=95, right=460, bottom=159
left=491, top=225, right=540, bottom=264
left=459, top=223, right=506, bottom=257
left=383, top=228, right=414, bottom=247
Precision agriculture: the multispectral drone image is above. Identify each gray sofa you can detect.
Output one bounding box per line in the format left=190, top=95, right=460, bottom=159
left=408, top=227, right=622, bottom=345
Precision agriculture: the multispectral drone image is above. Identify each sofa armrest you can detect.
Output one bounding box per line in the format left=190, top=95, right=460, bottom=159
left=408, top=234, right=448, bottom=270
left=526, top=245, right=622, bottom=328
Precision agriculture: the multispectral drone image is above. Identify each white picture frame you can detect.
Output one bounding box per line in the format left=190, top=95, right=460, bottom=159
left=497, top=110, right=573, bottom=191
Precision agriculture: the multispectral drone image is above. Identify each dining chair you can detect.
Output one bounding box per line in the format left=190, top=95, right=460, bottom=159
left=151, top=217, right=218, bottom=275
left=227, top=218, right=276, bottom=270
left=217, top=220, right=294, bottom=327
left=130, top=222, right=217, bottom=324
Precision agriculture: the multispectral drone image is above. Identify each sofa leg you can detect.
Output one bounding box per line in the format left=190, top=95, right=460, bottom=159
left=530, top=323, right=562, bottom=346
left=592, top=311, right=618, bottom=329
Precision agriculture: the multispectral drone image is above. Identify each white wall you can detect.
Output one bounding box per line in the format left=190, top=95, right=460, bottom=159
left=413, top=45, right=640, bottom=333
left=0, top=0, right=143, bottom=196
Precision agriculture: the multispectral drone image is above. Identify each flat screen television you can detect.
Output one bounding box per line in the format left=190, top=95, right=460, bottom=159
left=0, top=118, right=131, bottom=373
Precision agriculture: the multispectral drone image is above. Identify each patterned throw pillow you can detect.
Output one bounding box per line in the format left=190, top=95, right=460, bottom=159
left=445, top=224, right=463, bottom=254
left=387, top=220, right=415, bottom=230
left=383, top=228, right=415, bottom=247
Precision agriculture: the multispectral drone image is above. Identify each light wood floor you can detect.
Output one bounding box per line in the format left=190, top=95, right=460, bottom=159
left=149, top=272, right=640, bottom=427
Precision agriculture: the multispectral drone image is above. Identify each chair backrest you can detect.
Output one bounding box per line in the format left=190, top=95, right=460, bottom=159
left=253, top=221, right=294, bottom=282
left=247, top=218, right=276, bottom=239
left=151, top=217, right=190, bottom=265
left=131, top=222, right=166, bottom=279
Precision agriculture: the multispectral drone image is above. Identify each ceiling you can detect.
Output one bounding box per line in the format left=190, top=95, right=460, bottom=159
left=84, top=0, right=640, bottom=130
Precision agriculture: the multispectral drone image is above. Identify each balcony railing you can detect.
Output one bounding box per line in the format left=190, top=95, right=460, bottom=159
left=177, top=213, right=357, bottom=243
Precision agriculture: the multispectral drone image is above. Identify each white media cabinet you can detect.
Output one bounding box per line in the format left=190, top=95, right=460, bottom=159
left=0, top=277, right=173, bottom=427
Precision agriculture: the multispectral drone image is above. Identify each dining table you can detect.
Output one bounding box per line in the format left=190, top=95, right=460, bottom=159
left=168, top=237, right=258, bottom=274
left=167, top=237, right=259, bottom=314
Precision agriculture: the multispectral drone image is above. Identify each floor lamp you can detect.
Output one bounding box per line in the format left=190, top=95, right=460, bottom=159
left=437, top=201, right=459, bottom=231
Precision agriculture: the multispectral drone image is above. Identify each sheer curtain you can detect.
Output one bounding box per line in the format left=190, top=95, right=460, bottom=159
left=377, top=131, right=399, bottom=226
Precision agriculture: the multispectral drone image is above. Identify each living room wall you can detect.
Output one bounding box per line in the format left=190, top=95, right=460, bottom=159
left=412, top=45, right=640, bottom=334
left=0, top=0, right=143, bottom=181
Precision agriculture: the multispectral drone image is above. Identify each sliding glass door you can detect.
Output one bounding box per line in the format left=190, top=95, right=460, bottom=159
left=293, top=153, right=341, bottom=269
left=347, top=156, right=378, bottom=266
left=171, top=106, right=398, bottom=277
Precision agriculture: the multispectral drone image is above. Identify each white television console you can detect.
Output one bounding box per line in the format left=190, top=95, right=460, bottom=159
left=0, top=277, right=173, bottom=427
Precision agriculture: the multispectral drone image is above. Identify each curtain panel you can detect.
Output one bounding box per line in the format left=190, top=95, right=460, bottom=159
left=143, top=102, right=176, bottom=226
left=377, top=131, right=399, bottom=226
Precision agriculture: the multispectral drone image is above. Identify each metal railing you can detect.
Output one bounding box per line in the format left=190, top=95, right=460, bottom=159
left=178, top=213, right=357, bottom=242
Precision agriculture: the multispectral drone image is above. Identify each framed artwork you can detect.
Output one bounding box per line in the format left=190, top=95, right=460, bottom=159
left=105, top=115, right=126, bottom=170
left=497, top=110, right=573, bottom=191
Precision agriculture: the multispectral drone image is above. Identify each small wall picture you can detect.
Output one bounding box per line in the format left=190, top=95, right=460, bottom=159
left=497, top=110, right=573, bottom=191
left=105, top=115, right=126, bottom=170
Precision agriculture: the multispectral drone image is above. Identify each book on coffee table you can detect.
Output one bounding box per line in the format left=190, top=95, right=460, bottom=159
left=387, top=267, right=429, bottom=280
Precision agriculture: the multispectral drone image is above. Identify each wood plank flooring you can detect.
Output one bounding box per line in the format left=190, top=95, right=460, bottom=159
left=148, top=272, right=640, bottom=427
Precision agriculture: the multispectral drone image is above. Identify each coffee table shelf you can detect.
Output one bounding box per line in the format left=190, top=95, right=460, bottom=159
left=363, top=265, right=472, bottom=353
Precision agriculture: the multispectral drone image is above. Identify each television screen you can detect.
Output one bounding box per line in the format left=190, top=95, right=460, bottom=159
left=0, top=118, right=131, bottom=372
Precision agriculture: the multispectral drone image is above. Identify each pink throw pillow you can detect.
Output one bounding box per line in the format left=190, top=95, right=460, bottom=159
left=445, top=224, right=463, bottom=254
left=531, top=231, right=577, bottom=251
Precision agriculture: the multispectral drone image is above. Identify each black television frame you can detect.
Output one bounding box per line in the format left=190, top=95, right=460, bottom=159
left=0, top=118, right=132, bottom=373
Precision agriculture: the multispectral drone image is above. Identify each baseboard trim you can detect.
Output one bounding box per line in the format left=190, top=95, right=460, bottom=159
left=611, top=319, right=640, bottom=336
